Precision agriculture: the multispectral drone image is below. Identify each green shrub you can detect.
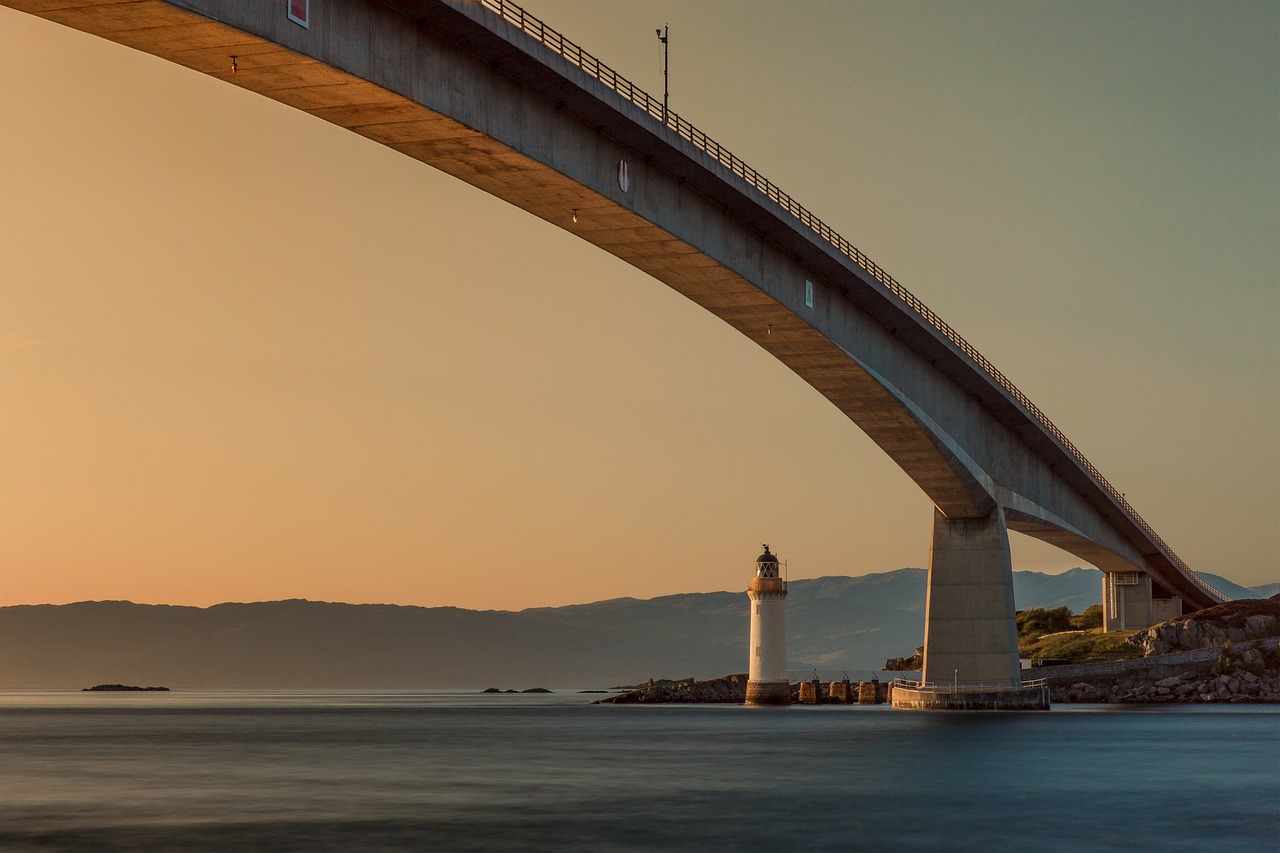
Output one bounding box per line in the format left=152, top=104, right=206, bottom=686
left=1016, top=606, right=1074, bottom=638
left=1071, top=604, right=1103, bottom=630
left=1213, top=641, right=1234, bottom=675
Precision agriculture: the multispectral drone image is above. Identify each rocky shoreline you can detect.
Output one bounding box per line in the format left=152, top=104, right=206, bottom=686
left=1038, top=636, right=1279, bottom=704
left=595, top=674, right=891, bottom=705
left=596, top=674, right=749, bottom=704
left=597, top=599, right=1279, bottom=706
left=597, top=655, right=1280, bottom=705
left=1029, top=598, right=1279, bottom=704
left=1050, top=667, right=1277, bottom=704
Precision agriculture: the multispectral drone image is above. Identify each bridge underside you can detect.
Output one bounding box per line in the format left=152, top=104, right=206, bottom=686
left=7, top=0, right=1224, bottom=669
left=16, top=0, right=996, bottom=513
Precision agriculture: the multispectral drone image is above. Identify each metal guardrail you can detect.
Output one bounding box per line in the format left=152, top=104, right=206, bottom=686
left=473, top=0, right=1227, bottom=604
left=893, top=678, right=1048, bottom=692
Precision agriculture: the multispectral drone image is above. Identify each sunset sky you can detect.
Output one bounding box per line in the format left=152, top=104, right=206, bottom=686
left=1, top=0, right=1276, bottom=610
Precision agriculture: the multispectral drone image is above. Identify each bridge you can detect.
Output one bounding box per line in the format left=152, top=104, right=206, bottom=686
left=9, top=0, right=1230, bottom=699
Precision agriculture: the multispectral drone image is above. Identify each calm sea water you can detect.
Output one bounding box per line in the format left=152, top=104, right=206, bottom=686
left=1, top=690, right=1276, bottom=852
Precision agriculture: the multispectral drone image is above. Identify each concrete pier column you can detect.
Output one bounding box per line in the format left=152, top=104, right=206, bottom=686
left=921, top=507, right=1020, bottom=687
left=1102, top=572, right=1171, bottom=631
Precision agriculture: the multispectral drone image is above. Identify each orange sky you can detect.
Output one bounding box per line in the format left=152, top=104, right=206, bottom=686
left=1, top=1, right=1277, bottom=609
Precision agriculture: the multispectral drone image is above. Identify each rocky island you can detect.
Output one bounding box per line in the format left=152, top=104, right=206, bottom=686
left=82, top=684, right=170, bottom=692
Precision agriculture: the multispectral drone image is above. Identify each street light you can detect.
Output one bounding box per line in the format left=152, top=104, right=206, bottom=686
left=655, top=24, right=668, bottom=122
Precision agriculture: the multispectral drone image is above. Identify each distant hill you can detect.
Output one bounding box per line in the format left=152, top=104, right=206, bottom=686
left=1196, top=572, right=1277, bottom=602
left=1011, top=566, right=1103, bottom=613
left=0, top=568, right=1265, bottom=689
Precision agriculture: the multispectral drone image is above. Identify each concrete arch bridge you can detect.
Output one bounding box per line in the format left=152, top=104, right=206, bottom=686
left=8, top=0, right=1230, bottom=695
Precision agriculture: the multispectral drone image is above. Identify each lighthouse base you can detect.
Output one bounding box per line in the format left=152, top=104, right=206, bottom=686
left=745, top=680, right=792, bottom=706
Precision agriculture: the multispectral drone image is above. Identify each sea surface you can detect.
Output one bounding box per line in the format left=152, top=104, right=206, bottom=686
left=1, top=690, right=1276, bottom=852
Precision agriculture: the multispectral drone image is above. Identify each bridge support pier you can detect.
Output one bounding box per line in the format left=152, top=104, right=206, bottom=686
left=892, top=507, right=1047, bottom=709
left=921, top=507, right=1020, bottom=686
left=1102, top=572, right=1182, bottom=632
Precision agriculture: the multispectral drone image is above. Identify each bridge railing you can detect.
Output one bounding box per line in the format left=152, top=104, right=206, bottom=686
left=893, top=678, right=1048, bottom=692
left=476, top=0, right=1227, bottom=605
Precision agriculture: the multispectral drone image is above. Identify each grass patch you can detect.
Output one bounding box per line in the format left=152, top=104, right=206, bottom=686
left=1020, top=629, right=1141, bottom=663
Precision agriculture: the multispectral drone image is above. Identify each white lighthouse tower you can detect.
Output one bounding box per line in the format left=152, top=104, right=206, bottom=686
left=746, top=544, right=790, bottom=705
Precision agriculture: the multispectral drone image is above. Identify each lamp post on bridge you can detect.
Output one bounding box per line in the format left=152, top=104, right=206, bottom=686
left=656, top=24, right=669, bottom=123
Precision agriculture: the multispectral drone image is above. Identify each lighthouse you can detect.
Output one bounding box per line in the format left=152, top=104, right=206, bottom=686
left=746, top=544, right=791, bottom=705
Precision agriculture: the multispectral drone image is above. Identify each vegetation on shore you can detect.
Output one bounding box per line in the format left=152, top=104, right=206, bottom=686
left=1019, top=628, right=1140, bottom=662
left=1014, top=605, right=1142, bottom=663
left=883, top=605, right=1136, bottom=669
left=1016, top=604, right=1101, bottom=636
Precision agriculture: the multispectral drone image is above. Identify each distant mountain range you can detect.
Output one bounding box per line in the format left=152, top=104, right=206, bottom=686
left=1, top=568, right=1271, bottom=689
